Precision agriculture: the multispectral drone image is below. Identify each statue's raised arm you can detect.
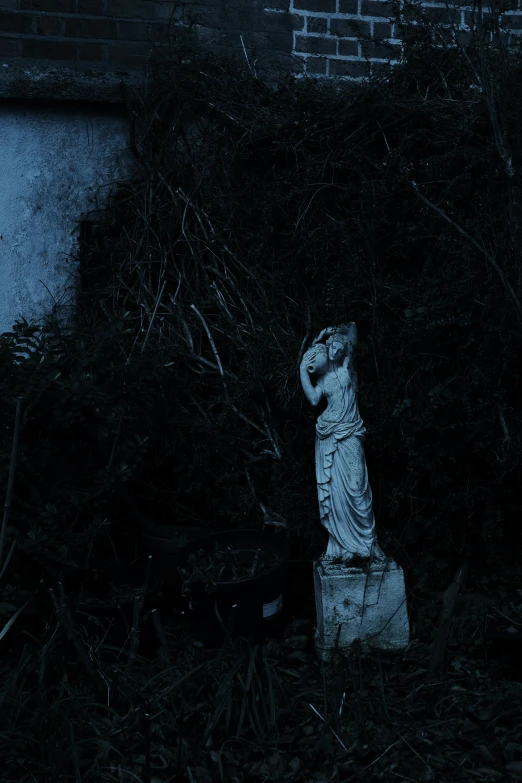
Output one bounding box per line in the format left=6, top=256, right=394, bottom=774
left=313, top=326, right=336, bottom=346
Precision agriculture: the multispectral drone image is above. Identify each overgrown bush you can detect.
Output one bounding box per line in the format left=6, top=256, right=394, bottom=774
left=1, top=3, right=522, bottom=781
left=70, top=0, right=522, bottom=591
left=0, top=314, right=177, bottom=594
left=0, top=0, right=520, bottom=661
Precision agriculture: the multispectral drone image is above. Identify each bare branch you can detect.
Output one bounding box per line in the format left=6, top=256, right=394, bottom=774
left=190, top=303, right=225, bottom=377
left=411, top=180, right=522, bottom=320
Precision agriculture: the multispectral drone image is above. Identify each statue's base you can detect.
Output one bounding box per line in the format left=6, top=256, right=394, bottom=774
left=313, top=557, right=409, bottom=660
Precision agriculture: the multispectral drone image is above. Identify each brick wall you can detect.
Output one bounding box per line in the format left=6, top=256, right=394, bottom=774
left=0, top=0, right=178, bottom=69
left=279, top=0, right=522, bottom=80
left=0, top=0, right=522, bottom=94
left=0, top=0, right=303, bottom=98
left=283, top=0, right=402, bottom=78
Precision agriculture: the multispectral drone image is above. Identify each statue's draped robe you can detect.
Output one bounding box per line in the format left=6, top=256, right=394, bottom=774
left=315, top=366, right=378, bottom=558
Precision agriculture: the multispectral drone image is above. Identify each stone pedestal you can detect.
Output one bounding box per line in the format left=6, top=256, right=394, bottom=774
left=314, top=558, right=409, bottom=659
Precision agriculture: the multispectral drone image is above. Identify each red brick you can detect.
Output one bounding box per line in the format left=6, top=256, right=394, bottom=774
left=20, top=36, right=76, bottom=58
left=338, top=38, right=358, bottom=55
left=502, top=13, right=522, bottom=29
left=77, top=41, right=106, bottom=59
left=186, top=0, right=223, bottom=10
left=462, top=8, right=493, bottom=26
left=374, top=21, right=392, bottom=37
left=295, top=33, right=336, bottom=54
left=65, top=18, right=117, bottom=39
left=194, top=25, right=222, bottom=45
left=371, top=59, right=394, bottom=78
left=185, top=0, right=222, bottom=11
left=360, top=0, right=392, bottom=18
left=0, top=37, right=19, bottom=55
left=183, top=6, right=210, bottom=26
left=339, top=0, right=358, bottom=13
left=35, top=14, right=62, bottom=36
left=154, top=0, right=184, bottom=19
left=265, top=30, right=293, bottom=50
left=436, top=26, right=455, bottom=45
left=165, top=3, right=187, bottom=23
left=287, top=55, right=305, bottom=75
left=100, top=0, right=158, bottom=20
left=77, top=0, right=104, bottom=13
left=210, top=29, right=242, bottom=47
left=107, top=40, right=165, bottom=64
left=262, top=11, right=304, bottom=32
left=223, top=6, right=261, bottom=29
left=329, top=57, right=368, bottom=77
left=20, top=0, right=74, bottom=11
left=264, top=0, right=289, bottom=9
left=305, top=55, right=327, bottom=73
left=223, top=28, right=260, bottom=46
left=422, top=6, right=460, bottom=24
left=117, top=20, right=167, bottom=40
left=331, top=18, right=370, bottom=36
left=455, top=28, right=472, bottom=46
left=307, top=15, right=327, bottom=33
left=0, top=10, right=33, bottom=33
left=293, top=0, right=335, bottom=13
left=361, top=38, right=400, bottom=57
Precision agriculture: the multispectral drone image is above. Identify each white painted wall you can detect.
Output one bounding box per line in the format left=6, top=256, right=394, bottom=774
left=0, top=103, right=136, bottom=336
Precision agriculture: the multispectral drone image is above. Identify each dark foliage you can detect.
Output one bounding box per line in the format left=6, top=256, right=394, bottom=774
left=1, top=4, right=522, bottom=780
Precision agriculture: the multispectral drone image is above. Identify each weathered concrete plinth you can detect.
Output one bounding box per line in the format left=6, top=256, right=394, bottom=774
left=314, top=558, right=409, bottom=659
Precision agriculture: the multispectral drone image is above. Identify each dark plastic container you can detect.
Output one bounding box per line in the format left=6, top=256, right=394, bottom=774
left=142, top=525, right=208, bottom=585
left=178, top=529, right=290, bottom=647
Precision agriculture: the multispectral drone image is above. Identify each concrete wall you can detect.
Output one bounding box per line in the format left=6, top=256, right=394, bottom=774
left=0, top=101, right=135, bottom=335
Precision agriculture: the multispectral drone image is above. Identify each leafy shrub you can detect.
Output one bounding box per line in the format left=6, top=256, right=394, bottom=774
left=70, top=3, right=522, bottom=586
left=0, top=313, right=174, bottom=589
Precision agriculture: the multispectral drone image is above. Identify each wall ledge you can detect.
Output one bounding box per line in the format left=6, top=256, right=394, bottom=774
left=0, top=62, right=146, bottom=104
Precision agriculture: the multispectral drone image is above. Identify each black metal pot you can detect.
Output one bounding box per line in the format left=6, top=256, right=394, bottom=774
left=178, top=529, right=291, bottom=647
left=142, top=525, right=208, bottom=585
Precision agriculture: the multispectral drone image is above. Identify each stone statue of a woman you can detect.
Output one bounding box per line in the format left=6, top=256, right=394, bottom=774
left=300, top=323, right=386, bottom=562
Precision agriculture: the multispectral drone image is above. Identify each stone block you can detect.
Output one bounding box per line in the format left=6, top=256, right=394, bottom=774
left=314, top=557, right=409, bottom=658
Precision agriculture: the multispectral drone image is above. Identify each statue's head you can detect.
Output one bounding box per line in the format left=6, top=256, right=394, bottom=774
left=326, top=323, right=356, bottom=363
left=304, top=343, right=328, bottom=375
left=326, top=335, right=347, bottom=362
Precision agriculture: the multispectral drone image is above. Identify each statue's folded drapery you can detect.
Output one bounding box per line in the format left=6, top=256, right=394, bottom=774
left=315, top=365, right=378, bottom=558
